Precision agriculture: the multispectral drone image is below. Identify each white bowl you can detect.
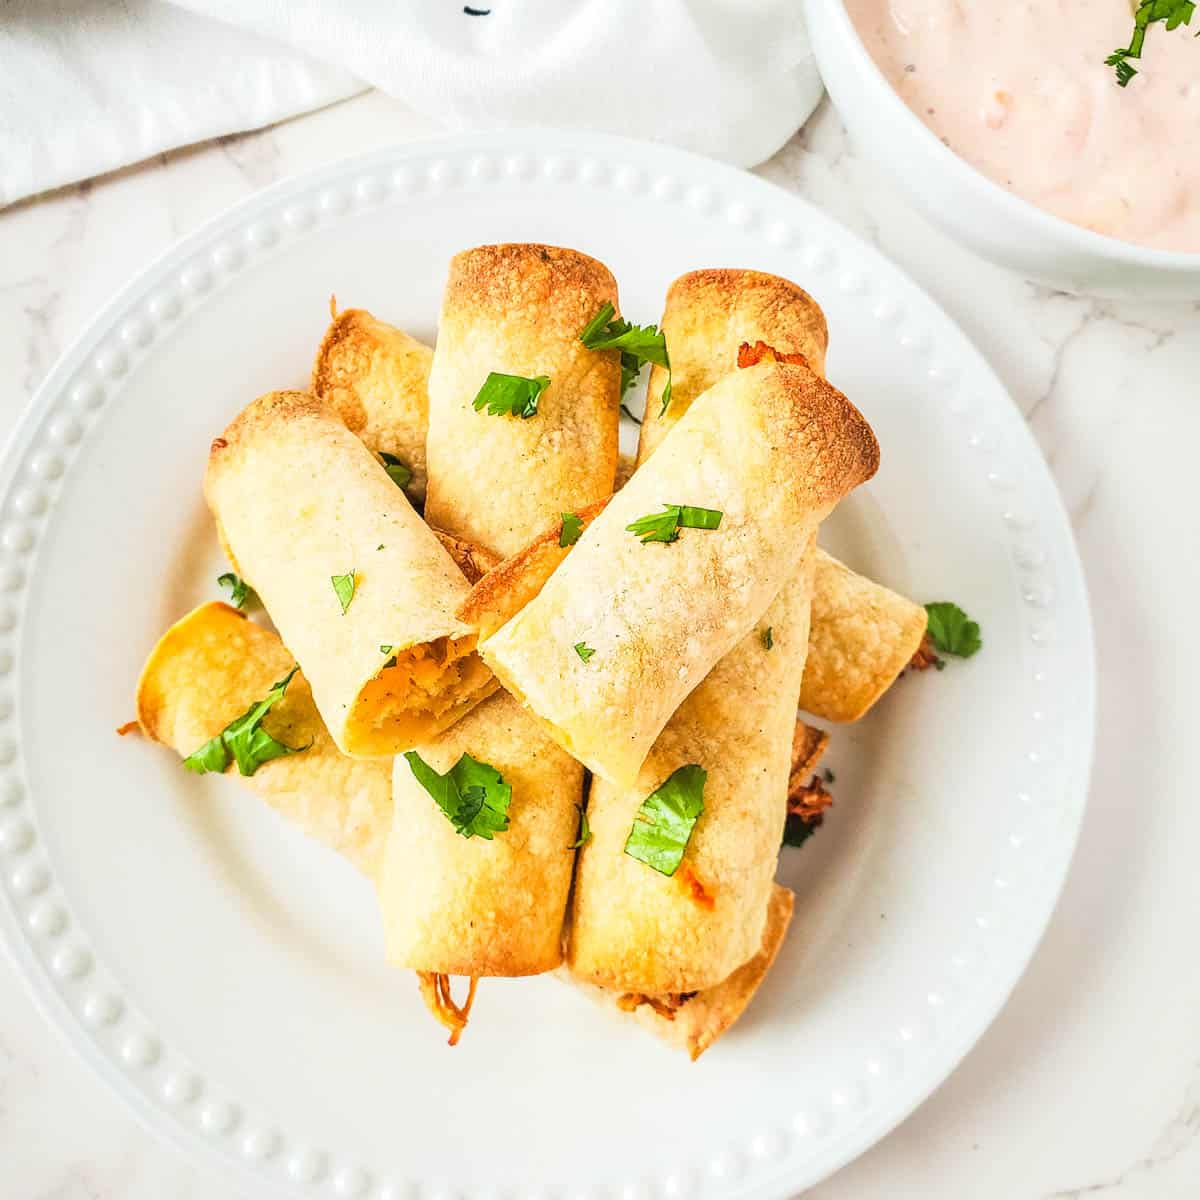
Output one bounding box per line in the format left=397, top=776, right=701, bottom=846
left=804, top=0, right=1200, bottom=298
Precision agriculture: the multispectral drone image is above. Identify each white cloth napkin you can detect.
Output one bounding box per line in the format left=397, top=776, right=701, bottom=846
left=0, top=0, right=822, bottom=210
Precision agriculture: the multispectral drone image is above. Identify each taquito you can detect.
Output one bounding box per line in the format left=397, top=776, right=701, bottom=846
left=801, top=551, right=928, bottom=721
left=204, top=390, right=495, bottom=758
left=424, top=244, right=621, bottom=558
left=136, top=602, right=392, bottom=875
left=577, top=884, right=795, bottom=1060
left=378, top=689, right=584, bottom=977
left=637, top=268, right=829, bottom=466
left=312, top=304, right=433, bottom=505
left=479, top=361, right=880, bottom=787
left=567, top=548, right=818, bottom=993
left=638, top=268, right=926, bottom=722
left=378, top=250, right=608, bottom=987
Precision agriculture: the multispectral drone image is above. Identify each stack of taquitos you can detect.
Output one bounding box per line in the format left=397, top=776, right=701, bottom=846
left=133, top=249, right=923, bottom=1059
left=563, top=284, right=876, bottom=1007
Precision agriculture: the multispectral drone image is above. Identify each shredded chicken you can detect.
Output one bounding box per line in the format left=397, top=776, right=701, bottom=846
left=907, top=634, right=944, bottom=673
left=115, top=720, right=141, bottom=737
left=416, top=972, right=479, bottom=1046
left=787, top=775, right=834, bottom=826
left=430, top=527, right=500, bottom=585
left=790, top=721, right=829, bottom=779
left=736, top=340, right=810, bottom=369
left=615, top=990, right=699, bottom=1021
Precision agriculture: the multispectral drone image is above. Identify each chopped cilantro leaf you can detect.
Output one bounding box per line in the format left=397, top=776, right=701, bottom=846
left=379, top=452, right=413, bottom=490
left=624, top=764, right=706, bottom=876
left=574, top=641, right=596, bottom=662
left=403, top=750, right=512, bottom=839
left=217, top=572, right=257, bottom=610
left=570, top=804, right=592, bottom=849
left=183, top=666, right=309, bottom=777
left=472, top=372, right=550, bottom=419
left=559, top=512, right=583, bottom=547
left=579, top=302, right=673, bottom=410
left=924, top=602, right=982, bottom=658
left=331, top=571, right=356, bottom=614
left=625, top=504, right=723, bottom=544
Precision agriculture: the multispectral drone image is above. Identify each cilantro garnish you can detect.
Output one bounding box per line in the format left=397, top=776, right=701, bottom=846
left=761, top=626, right=774, bottom=650
left=379, top=452, right=413, bottom=490
left=625, top=504, right=723, bottom=544
left=623, top=764, right=706, bottom=876
left=579, top=302, right=673, bottom=414
left=183, top=667, right=309, bottom=777
left=781, top=816, right=817, bottom=848
left=570, top=803, right=592, bottom=849
left=559, top=512, right=583, bottom=547
left=574, top=641, right=595, bottom=662
left=403, top=750, right=512, bottom=840
left=1106, top=0, right=1196, bottom=86
left=924, top=602, right=982, bottom=659
left=472, top=372, right=550, bottom=419
left=217, top=571, right=257, bottom=610
left=331, top=571, right=356, bottom=614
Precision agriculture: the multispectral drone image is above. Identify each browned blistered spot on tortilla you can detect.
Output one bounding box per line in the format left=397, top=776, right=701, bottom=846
left=210, top=437, right=228, bottom=451
left=676, top=863, right=716, bottom=910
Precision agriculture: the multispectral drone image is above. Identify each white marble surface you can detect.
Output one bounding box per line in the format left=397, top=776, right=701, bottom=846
left=1, top=90, right=1197, bottom=1199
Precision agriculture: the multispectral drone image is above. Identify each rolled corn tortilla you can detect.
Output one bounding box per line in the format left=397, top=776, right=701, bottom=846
left=567, top=546, right=818, bottom=994
left=377, top=689, right=585, bottom=977
left=378, top=250, right=610, bottom=986
left=204, top=390, right=496, bottom=758
left=479, top=361, right=880, bottom=788
left=639, top=267, right=926, bottom=722
left=637, top=269, right=828, bottom=467
left=802, top=550, right=928, bottom=721
left=423, top=244, right=621, bottom=558
left=574, top=884, right=795, bottom=1061
left=311, top=304, right=433, bottom=504
left=135, top=602, right=392, bottom=876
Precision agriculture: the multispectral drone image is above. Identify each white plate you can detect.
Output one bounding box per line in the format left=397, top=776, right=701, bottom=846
left=0, top=131, right=1093, bottom=1199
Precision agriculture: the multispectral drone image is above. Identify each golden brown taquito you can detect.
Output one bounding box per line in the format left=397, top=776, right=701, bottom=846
left=136, top=602, right=392, bottom=875
left=567, top=546, right=818, bottom=993
left=311, top=304, right=433, bottom=504
left=423, top=244, right=621, bottom=557
left=479, top=361, right=879, bottom=788
left=204, top=390, right=494, bottom=758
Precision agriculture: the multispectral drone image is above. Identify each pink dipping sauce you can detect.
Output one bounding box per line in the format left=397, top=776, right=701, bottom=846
left=846, top=0, right=1200, bottom=252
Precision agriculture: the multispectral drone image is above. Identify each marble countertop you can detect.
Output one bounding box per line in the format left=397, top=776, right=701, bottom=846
left=1, top=92, right=1197, bottom=1200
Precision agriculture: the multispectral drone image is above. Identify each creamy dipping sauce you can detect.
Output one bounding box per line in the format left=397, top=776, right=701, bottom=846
left=846, top=0, right=1200, bottom=252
